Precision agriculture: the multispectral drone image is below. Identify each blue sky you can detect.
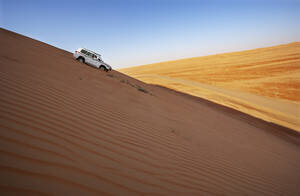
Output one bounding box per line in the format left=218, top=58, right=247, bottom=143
left=1, top=0, right=300, bottom=68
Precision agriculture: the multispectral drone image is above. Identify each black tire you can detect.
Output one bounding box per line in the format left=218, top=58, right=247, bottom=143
left=100, top=66, right=107, bottom=71
left=77, top=57, right=85, bottom=63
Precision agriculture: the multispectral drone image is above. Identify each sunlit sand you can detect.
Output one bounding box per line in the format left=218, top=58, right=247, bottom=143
left=120, top=42, right=300, bottom=131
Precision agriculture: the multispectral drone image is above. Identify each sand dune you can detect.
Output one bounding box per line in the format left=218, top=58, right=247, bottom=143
left=119, top=43, right=300, bottom=131
left=1, top=28, right=300, bottom=196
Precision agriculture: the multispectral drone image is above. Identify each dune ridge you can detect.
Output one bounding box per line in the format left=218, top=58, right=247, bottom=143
left=119, top=42, right=300, bottom=131
left=1, top=28, right=300, bottom=196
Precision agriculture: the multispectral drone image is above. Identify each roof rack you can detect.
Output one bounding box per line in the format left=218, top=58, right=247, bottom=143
left=82, top=48, right=101, bottom=56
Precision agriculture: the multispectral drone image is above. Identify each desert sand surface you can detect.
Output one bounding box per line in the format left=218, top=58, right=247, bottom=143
left=1, top=28, right=300, bottom=196
left=119, top=43, right=300, bottom=131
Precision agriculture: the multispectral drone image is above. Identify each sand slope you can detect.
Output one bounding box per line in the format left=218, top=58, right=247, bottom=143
left=1, top=28, right=300, bottom=196
left=119, top=43, right=300, bottom=131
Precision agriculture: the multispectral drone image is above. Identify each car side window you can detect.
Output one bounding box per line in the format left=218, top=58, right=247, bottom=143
left=81, top=49, right=87, bottom=54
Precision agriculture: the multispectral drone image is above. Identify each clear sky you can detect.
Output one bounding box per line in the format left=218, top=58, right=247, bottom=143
left=1, top=0, right=300, bottom=68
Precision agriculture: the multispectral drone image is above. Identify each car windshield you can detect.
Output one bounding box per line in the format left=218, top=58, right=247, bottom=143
left=95, top=54, right=102, bottom=61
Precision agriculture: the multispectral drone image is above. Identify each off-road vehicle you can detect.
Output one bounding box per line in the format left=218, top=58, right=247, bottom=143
left=74, top=48, right=112, bottom=71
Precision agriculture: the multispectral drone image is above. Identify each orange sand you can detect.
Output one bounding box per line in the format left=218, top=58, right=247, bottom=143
left=120, top=42, right=300, bottom=131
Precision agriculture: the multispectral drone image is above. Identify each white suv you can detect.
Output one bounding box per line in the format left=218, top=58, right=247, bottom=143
left=74, top=48, right=112, bottom=71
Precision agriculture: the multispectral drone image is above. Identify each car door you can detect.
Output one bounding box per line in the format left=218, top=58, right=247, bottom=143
left=84, top=52, right=93, bottom=65
left=84, top=52, right=98, bottom=68
left=90, top=54, right=100, bottom=68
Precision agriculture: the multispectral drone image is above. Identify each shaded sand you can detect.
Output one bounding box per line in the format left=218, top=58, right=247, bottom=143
left=1, top=28, right=300, bottom=196
left=119, top=43, right=300, bottom=131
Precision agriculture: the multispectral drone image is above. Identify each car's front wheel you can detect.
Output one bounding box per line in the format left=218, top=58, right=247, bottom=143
left=100, top=66, right=107, bottom=72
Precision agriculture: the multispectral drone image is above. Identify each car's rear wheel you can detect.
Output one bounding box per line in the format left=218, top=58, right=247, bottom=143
left=77, top=57, right=85, bottom=63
